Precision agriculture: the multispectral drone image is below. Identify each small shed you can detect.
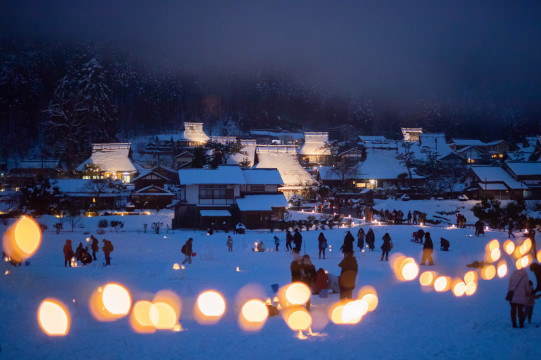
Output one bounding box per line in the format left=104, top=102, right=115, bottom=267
left=199, top=209, right=232, bottom=230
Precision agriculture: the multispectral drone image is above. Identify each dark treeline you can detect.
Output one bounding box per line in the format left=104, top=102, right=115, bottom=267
left=1, top=38, right=540, bottom=163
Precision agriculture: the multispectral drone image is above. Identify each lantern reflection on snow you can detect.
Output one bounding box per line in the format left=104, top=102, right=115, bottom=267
left=239, top=299, right=269, bottom=332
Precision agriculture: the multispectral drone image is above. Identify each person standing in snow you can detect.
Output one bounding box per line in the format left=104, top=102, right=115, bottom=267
left=285, top=230, right=293, bottom=252
left=508, top=219, right=515, bottom=238
left=91, top=235, right=99, bottom=260
left=182, top=238, right=193, bottom=265
left=530, top=263, right=541, bottom=294
left=75, top=242, right=84, bottom=262
left=380, top=233, right=392, bottom=261
left=293, top=229, right=302, bottom=253
left=290, top=251, right=303, bottom=282
left=274, top=236, right=280, bottom=251
left=338, top=251, right=358, bottom=300
left=301, top=255, right=317, bottom=310
left=318, top=232, right=327, bottom=259
left=407, top=211, right=412, bottom=224
left=357, top=228, right=365, bottom=251
left=366, top=228, right=375, bottom=251
left=507, top=267, right=531, bottom=328
left=63, top=239, right=74, bottom=267
left=226, top=235, right=233, bottom=252
left=421, top=232, right=434, bottom=265
left=341, top=231, right=355, bottom=254
left=102, top=239, right=113, bottom=266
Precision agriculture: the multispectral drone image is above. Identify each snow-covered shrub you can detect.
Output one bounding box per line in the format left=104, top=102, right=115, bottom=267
left=98, top=219, right=108, bottom=228
left=110, top=220, right=124, bottom=232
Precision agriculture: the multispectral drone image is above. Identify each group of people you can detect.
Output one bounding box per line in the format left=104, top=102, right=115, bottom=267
left=62, top=235, right=113, bottom=267
left=507, top=264, right=541, bottom=328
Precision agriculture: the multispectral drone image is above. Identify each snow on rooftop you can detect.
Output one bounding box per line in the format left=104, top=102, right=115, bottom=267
left=256, top=147, right=317, bottom=187
left=228, top=140, right=257, bottom=167
left=183, top=122, right=209, bottom=142
left=242, top=168, right=284, bottom=185
left=77, top=143, right=136, bottom=172
left=359, top=150, right=412, bottom=179
left=452, top=139, right=487, bottom=147
left=249, top=129, right=304, bottom=140
left=358, top=135, right=388, bottom=142
left=470, top=166, right=527, bottom=189
left=178, top=166, right=245, bottom=185
left=506, top=162, right=541, bottom=176
left=236, top=194, right=288, bottom=211
left=53, top=179, right=120, bottom=196
left=299, top=132, right=331, bottom=155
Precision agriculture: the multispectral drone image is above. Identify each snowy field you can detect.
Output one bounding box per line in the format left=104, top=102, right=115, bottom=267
left=1, top=205, right=540, bottom=360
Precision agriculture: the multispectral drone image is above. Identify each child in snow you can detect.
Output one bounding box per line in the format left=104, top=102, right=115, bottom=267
left=182, top=238, right=193, bottom=265
left=102, top=239, right=114, bottom=266
left=63, top=239, right=74, bottom=267
left=274, top=236, right=280, bottom=251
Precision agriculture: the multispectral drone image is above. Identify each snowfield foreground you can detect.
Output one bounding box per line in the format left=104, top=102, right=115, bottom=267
left=0, top=208, right=538, bottom=360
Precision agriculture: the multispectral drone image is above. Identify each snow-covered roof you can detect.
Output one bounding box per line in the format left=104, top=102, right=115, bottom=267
left=250, top=130, right=304, bottom=140
left=199, top=210, right=231, bottom=217
left=14, top=160, right=61, bottom=169
left=256, top=147, right=317, bottom=187
left=178, top=166, right=245, bottom=185
left=359, top=150, right=414, bottom=179
left=155, top=134, right=185, bottom=142
left=452, top=139, right=486, bottom=147
left=506, top=162, right=541, bottom=177
left=133, top=185, right=174, bottom=195
left=77, top=143, right=136, bottom=173
left=470, top=166, right=527, bottom=190
left=236, top=194, right=288, bottom=211
left=358, top=135, right=387, bottom=142
left=299, top=132, right=331, bottom=155
left=479, top=183, right=508, bottom=191
left=131, top=171, right=170, bottom=183
left=183, top=122, right=209, bottom=142
left=228, top=140, right=257, bottom=167
left=242, top=168, right=284, bottom=185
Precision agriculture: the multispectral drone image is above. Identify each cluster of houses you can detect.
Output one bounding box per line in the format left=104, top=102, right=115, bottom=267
left=1, top=121, right=540, bottom=229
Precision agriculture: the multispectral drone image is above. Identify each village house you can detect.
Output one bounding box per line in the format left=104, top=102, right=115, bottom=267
left=172, top=166, right=287, bottom=229
left=173, top=151, right=194, bottom=170
left=298, top=132, right=331, bottom=165
left=130, top=166, right=178, bottom=209
left=503, top=162, right=541, bottom=199
left=77, top=143, right=138, bottom=183
left=53, top=179, right=128, bottom=210
left=464, top=165, right=529, bottom=200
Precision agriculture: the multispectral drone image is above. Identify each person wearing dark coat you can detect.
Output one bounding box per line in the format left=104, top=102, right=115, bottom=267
left=357, top=228, right=365, bottom=250
left=182, top=238, right=193, bottom=265
left=301, top=255, right=317, bottom=310
left=286, top=230, right=293, bottom=252
left=416, top=229, right=425, bottom=244
left=102, top=239, right=114, bottom=266
left=63, top=239, right=74, bottom=267
left=341, top=231, right=355, bottom=253
left=421, top=232, right=434, bottom=265
left=91, top=235, right=99, bottom=260
left=380, top=233, right=392, bottom=261
left=81, top=247, right=92, bottom=265
left=508, top=219, right=515, bottom=238
left=293, top=229, right=303, bottom=252
left=530, top=263, right=541, bottom=294
left=338, top=252, right=358, bottom=300
left=290, top=252, right=303, bottom=282
left=74, top=242, right=84, bottom=262
left=318, top=232, right=327, bottom=259
left=366, top=228, right=375, bottom=251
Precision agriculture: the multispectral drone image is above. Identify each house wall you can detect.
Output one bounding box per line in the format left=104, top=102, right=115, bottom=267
left=185, top=185, right=199, bottom=204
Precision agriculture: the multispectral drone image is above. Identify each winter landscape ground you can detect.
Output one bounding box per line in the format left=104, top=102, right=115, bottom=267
left=1, top=200, right=539, bottom=360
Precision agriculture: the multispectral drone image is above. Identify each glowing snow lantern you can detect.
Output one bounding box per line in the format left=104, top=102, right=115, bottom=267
left=2, top=216, right=42, bottom=262
left=195, top=290, right=226, bottom=324
left=284, top=283, right=311, bottom=306
left=102, top=283, right=131, bottom=315
left=342, top=300, right=368, bottom=324
left=465, top=281, right=477, bottom=296
left=481, top=265, right=496, bottom=280
left=150, top=302, right=177, bottom=330
left=400, top=257, right=419, bottom=281
left=173, top=263, right=180, bottom=270
left=452, top=280, right=466, bottom=297
left=504, top=240, right=515, bottom=255
left=463, top=271, right=477, bottom=285
left=239, top=299, right=269, bottom=331
left=434, top=276, right=451, bottom=292
left=419, top=271, right=436, bottom=287
left=497, top=260, right=508, bottom=278
left=130, top=300, right=155, bottom=333
left=38, top=299, right=70, bottom=336
left=285, top=308, right=312, bottom=338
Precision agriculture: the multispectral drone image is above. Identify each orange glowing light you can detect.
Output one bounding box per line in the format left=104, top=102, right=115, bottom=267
left=419, top=271, right=436, bottom=287
left=537, top=250, right=541, bottom=263
left=488, top=248, right=501, bottom=263
left=173, top=263, right=180, bottom=270
left=452, top=280, right=466, bottom=297
left=434, top=276, right=451, bottom=292
left=342, top=300, right=368, bottom=324
left=241, top=299, right=269, bottom=323
left=497, top=261, right=508, bottom=278
left=130, top=300, right=155, bottom=333
left=284, top=282, right=311, bottom=306
left=360, top=293, right=378, bottom=312
left=488, top=239, right=500, bottom=252
left=2, top=216, right=42, bottom=262
left=150, top=302, right=177, bottom=330
left=504, top=240, right=515, bottom=255
left=102, top=283, right=131, bottom=315
left=481, top=265, right=496, bottom=280
left=172, top=322, right=183, bottom=332
left=398, top=257, right=420, bottom=281
left=285, top=308, right=312, bottom=331
left=465, top=281, right=477, bottom=296
left=38, top=299, right=70, bottom=336
left=463, top=271, right=477, bottom=284
left=196, top=290, right=226, bottom=319
left=330, top=303, right=346, bottom=324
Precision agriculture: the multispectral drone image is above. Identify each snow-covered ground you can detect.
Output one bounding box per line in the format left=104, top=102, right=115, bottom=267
left=1, top=206, right=540, bottom=360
